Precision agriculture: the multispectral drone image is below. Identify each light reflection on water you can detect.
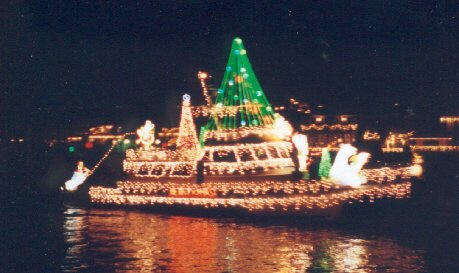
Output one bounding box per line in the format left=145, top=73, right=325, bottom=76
left=60, top=208, right=425, bottom=273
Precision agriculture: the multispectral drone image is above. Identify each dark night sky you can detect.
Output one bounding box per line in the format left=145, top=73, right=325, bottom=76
left=2, top=1, right=457, bottom=137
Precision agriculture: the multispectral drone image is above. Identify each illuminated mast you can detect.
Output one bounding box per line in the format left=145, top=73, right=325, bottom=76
left=198, top=71, right=212, bottom=107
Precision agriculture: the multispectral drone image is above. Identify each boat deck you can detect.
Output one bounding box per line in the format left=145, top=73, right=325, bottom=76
left=89, top=178, right=411, bottom=215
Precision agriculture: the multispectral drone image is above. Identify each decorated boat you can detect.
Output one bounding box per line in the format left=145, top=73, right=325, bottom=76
left=79, top=38, right=421, bottom=215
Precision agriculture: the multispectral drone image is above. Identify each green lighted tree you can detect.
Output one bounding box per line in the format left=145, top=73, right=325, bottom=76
left=318, top=148, right=331, bottom=179
left=205, top=37, right=275, bottom=131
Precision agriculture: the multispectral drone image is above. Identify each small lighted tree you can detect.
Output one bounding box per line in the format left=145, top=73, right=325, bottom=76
left=177, top=94, right=200, bottom=159
left=318, top=148, right=331, bottom=179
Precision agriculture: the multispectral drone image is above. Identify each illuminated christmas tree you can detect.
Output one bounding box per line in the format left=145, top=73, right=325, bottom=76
left=196, top=38, right=294, bottom=175
left=177, top=94, right=199, bottom=155
left=204, top=37, right=275, bottom=131
left=318, top=148, right=331, bottom=179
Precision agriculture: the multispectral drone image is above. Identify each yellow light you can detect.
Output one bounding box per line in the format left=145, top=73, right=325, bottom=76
left=198, top=71, right=208, bottom=79
left=410, top=164, right=423, bottom=177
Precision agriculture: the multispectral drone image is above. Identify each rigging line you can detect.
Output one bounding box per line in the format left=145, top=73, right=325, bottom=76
left=87, top=132, right=135, bottom=178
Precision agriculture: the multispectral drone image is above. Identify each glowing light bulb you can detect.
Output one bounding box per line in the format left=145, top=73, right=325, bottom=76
left=198, top=72, right=208, bottom=79
left=410, top=164, right=423, bottom=177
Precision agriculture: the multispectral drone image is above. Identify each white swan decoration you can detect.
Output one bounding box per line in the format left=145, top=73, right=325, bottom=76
left=330, top=144, right=370, bottom=187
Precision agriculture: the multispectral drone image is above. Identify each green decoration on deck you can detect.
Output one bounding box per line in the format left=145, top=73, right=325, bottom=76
left=205, top=37, right=275, bottom=131
left=199, top=126, right=206, bottom=147
left=318, top=148, right=332, bottom=179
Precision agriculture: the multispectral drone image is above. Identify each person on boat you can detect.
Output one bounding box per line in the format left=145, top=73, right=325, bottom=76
left=63, top=161, right=90, bottom=191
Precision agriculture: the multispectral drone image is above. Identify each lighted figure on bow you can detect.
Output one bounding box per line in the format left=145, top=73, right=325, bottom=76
left=329, top=144, right=370, bottom=187
left=136, top=120, right=155, bottom=150
left=64, top=161, right=90, bottom=191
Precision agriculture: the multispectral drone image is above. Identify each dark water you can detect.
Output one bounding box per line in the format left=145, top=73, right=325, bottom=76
left=2, top=143, right=458, bottom=272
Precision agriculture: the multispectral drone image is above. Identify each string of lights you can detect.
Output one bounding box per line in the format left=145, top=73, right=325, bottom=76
left=89, top=181, right=411, bottom=212
left=300, top=124, right=358, bottom=131
left=198, top=71, right=212, bottom=107
left=410, top=145, right=459, bottom=152
left=87, top=132, right=135, bottom=178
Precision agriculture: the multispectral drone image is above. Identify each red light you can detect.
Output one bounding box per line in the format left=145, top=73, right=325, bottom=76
left=85, top=141, right=94, bottom=149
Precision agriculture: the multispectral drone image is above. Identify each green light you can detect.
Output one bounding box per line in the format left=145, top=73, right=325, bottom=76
left=318, top=148, right=332, bottom=179
left=234, top=37, right=242, bottom=44
left=68, top=146, right=75, bottom=152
